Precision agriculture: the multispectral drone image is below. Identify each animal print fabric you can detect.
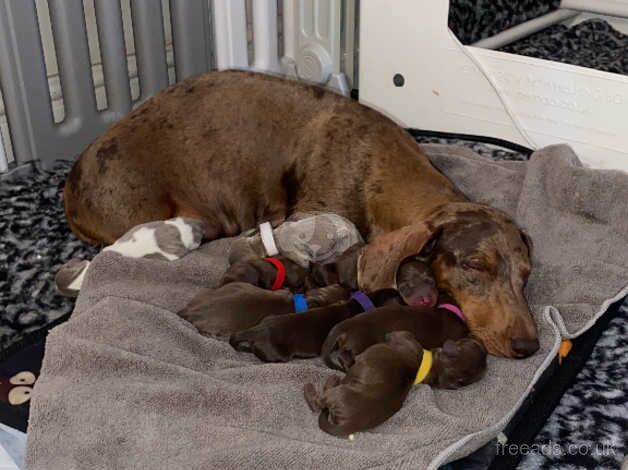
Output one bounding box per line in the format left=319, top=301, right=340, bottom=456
left=448, top=0, right=560, bottom=44
left=0, top=163, right=98, bottom=350
left=517, top=304, right=628, bottom=469
left=501, top=19, right=628, bottom=76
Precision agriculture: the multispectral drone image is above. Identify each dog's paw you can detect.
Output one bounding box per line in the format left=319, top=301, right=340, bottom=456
left=55, top=259, right=90, bottom=297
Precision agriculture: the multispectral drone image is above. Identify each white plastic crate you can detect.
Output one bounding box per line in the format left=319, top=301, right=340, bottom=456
left=359, top=0, right=628, bottom=172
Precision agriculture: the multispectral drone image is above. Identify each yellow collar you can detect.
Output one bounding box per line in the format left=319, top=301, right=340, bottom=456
left=414, top=349, right=433, bottom=385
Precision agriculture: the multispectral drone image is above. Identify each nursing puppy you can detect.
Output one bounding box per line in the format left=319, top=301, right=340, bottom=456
left=230, top=259, right=439, bottom=362
left=322, top=295, right=467, bottom=371
left=221, top=255, right=313, bottom=291
left=304, top=332, right=487, bottom=437
left=178, top=283, right=349, bottom=338
left=312, top=251, right=438, bottom=307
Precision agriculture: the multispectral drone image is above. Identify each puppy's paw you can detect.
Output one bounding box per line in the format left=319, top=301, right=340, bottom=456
left=229, top=326, right=290, bottom=362
left=304, top=383, right=322, bottom=412
left=325, top=334, right=354, bottom=371
left=323, top=375, right=341, bottom=391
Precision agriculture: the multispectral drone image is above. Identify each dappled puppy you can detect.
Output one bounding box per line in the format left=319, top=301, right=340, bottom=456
left=178, top=283, right=350, bottom=338
left=229, top=289, right=404, bottom=362
left=229, top=212, right=363, bottom=268
left=304, top=332, right=488, bottom=437
left=322, top=294, right=467, bottom=371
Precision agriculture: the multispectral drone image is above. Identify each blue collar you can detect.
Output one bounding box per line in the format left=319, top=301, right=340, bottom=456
left=293, top=293, right=308, bottom=313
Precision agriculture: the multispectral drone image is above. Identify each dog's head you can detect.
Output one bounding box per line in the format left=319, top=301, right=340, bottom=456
left=358, top=202, right=538, bottom=358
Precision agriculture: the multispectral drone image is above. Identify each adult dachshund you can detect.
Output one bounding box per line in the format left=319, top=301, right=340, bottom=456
left=63, top=70, right=538, bottom=358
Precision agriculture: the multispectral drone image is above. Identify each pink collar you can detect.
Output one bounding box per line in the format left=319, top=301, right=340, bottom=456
left=437, top=303, right=465, bottom=323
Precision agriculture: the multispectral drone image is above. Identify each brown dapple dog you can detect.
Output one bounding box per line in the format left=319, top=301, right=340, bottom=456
left=63, top=70, right=538, bottom=358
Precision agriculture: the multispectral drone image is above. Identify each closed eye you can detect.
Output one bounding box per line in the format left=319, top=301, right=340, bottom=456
left=462, top=258, right=486, bottom=272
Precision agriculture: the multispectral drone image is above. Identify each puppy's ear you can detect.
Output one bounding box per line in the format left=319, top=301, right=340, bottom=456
left=442, top=339, right=460, bottom=358
left=469, top=335, right=488, bottom=354
left=222, top=262, right=260, bottom=286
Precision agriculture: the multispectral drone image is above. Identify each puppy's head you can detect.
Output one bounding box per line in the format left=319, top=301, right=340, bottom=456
left=221, top=261, right=263, bottom=286
left=396, top=257, right=438, bottom=307
left=222, top=257, right=307, bottom=290
left=432, top=336, right=487, bottom=389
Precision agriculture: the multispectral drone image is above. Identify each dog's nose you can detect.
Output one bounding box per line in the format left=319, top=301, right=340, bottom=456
left=511, top=338, right=540, bottom=358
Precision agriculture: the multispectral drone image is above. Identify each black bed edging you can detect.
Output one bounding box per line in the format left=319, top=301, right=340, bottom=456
left=0, top=312, right=71, bottom=365
left=482, top=295, right=627, bottom=470
left=406, top=128, right=535, bottom=157
left=0, top=312, right=72, bottom=432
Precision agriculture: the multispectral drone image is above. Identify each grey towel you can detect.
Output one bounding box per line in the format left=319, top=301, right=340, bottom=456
left=25, top=144, right=628, bottom=470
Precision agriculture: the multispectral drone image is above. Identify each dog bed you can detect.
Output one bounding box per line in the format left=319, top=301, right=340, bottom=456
left=501, top=18, right=628, bottom=76
left=23, top=143, right=628, bottom=469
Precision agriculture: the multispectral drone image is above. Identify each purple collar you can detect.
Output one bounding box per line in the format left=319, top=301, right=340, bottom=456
left=351, top=291, right=376, bottom=311
left=437, top=303, right=465, bottom=323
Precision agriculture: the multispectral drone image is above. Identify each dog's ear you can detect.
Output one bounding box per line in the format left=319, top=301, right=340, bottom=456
left=357, top=223, right=434, bottom=291
left=417, top=228, right=442, bottom=261
left=358, top=202, right=501, bottom=292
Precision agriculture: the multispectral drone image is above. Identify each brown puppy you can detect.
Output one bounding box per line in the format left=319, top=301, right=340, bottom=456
left=221, top=255, right=312, bottom=291
left=321, top=295, right=468, bottom=371
left=230, top=289, right=405, bottom=361
left=64, top=70, right=537, bottom=357
left=178, top=282, right=350, bottom=338
left=229, top=260, right=441, bottom=363
left=304, top=332, right=487, bottom=437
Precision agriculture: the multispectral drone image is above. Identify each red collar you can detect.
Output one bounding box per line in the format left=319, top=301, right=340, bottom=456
left=264, top=257, right=286, bottom=290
